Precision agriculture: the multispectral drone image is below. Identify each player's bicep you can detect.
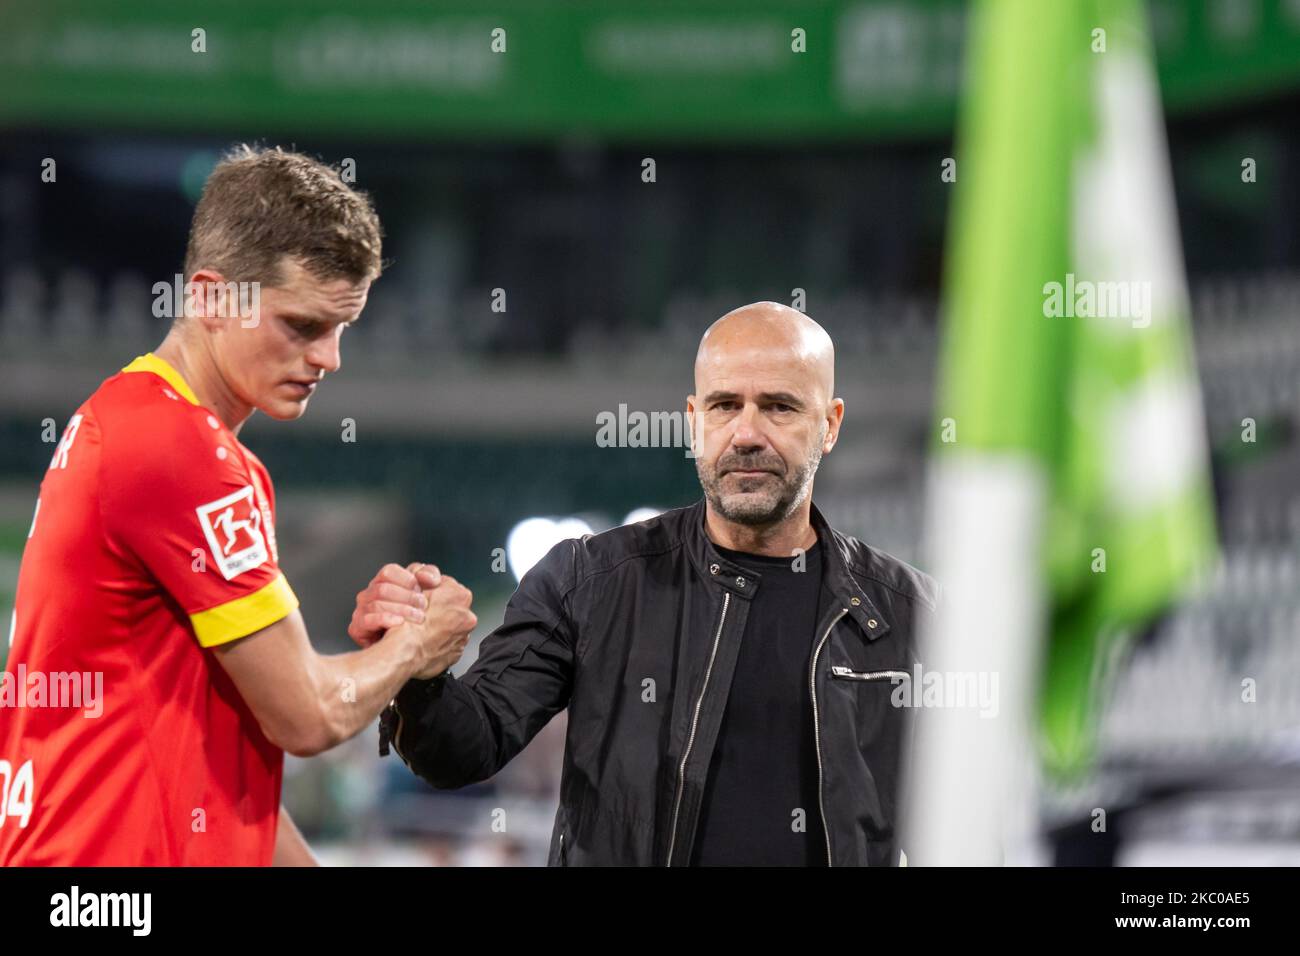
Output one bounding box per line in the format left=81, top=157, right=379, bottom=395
left=212, top=609, right=324, bottom=755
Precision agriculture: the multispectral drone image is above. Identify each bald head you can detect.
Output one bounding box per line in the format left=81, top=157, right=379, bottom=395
left=694, top=301, right=835, bottom=401
left=688, top=302, right=844, bottom=531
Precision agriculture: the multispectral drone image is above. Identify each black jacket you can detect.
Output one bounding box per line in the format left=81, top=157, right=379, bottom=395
left=383, top=499, right=939, bottom=866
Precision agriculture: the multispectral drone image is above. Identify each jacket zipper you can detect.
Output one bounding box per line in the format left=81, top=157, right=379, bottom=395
left=665, top=590, right=731, bottom=867
left=830, top=666, right=909, bottom=682
left=810, top=607, right=849, bottom=867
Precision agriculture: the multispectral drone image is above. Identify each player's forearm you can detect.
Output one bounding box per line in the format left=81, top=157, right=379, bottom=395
left=308, top=625, right=426, bottom=752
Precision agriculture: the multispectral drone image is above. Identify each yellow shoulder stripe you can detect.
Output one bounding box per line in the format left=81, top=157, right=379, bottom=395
left=122, top=353, right=201, bottom=406
left=190, top=574, right=299, bottom=648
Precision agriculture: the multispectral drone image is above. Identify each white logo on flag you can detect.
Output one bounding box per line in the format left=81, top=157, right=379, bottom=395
left=196, top=485, right=269, bottom=581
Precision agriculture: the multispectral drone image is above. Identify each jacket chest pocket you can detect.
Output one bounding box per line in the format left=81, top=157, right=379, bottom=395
left=828, top=663, right=911, bottom=746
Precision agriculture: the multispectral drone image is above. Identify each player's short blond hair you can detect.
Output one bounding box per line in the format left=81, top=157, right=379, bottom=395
left=182, top=144, right=383, bottom=288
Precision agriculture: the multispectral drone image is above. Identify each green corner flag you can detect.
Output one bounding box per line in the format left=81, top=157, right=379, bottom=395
left=932, top=0, right=1217, bottom=793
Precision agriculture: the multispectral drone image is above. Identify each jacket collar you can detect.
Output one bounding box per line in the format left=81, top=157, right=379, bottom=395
left=684, top=498, right=892, bottom=642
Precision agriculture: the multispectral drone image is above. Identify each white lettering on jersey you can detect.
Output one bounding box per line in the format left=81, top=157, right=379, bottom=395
left=47, top=415, right=83, bottom=470
left=196, top=485, right=270, bottom=581
left=249, top=471, right=278, bottom=563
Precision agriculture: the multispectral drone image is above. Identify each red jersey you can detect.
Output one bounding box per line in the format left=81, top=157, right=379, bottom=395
left=0, top=353, right=299, bottom=865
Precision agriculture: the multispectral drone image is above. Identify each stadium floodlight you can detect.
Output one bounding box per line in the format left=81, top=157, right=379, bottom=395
left=621, top=507, right=662, bottom=526
left=506, top=516, right=596, bottom=582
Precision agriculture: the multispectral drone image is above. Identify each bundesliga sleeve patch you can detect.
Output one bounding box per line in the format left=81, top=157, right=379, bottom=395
left=196, top=485, right=271, bottom=581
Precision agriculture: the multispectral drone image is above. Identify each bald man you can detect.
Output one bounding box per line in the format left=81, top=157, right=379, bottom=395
left=367, top=303, right=938, bottom=866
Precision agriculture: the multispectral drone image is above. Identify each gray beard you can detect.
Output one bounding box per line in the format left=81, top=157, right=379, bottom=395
left=696, top=445, right=822, bottom=527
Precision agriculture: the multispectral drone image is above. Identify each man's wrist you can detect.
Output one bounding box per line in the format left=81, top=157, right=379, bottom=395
left=385, top=622, right=434, bottom=681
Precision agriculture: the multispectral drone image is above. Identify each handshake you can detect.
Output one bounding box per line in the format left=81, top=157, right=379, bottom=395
left=347, top=563, right=477, bottom=680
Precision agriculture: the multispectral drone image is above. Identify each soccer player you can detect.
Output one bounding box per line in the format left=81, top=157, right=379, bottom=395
left=0, top=146, right=476, bottom=866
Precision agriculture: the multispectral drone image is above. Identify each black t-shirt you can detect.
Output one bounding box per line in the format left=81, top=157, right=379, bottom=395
left=690, top=539, right=828, bottom=866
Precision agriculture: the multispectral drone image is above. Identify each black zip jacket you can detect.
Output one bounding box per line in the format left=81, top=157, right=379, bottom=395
left=382, top=499, right=939, bottom=866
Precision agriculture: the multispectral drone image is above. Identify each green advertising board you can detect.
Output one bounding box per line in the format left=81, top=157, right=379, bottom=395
left=1, top=0, right=1298, bottom=141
